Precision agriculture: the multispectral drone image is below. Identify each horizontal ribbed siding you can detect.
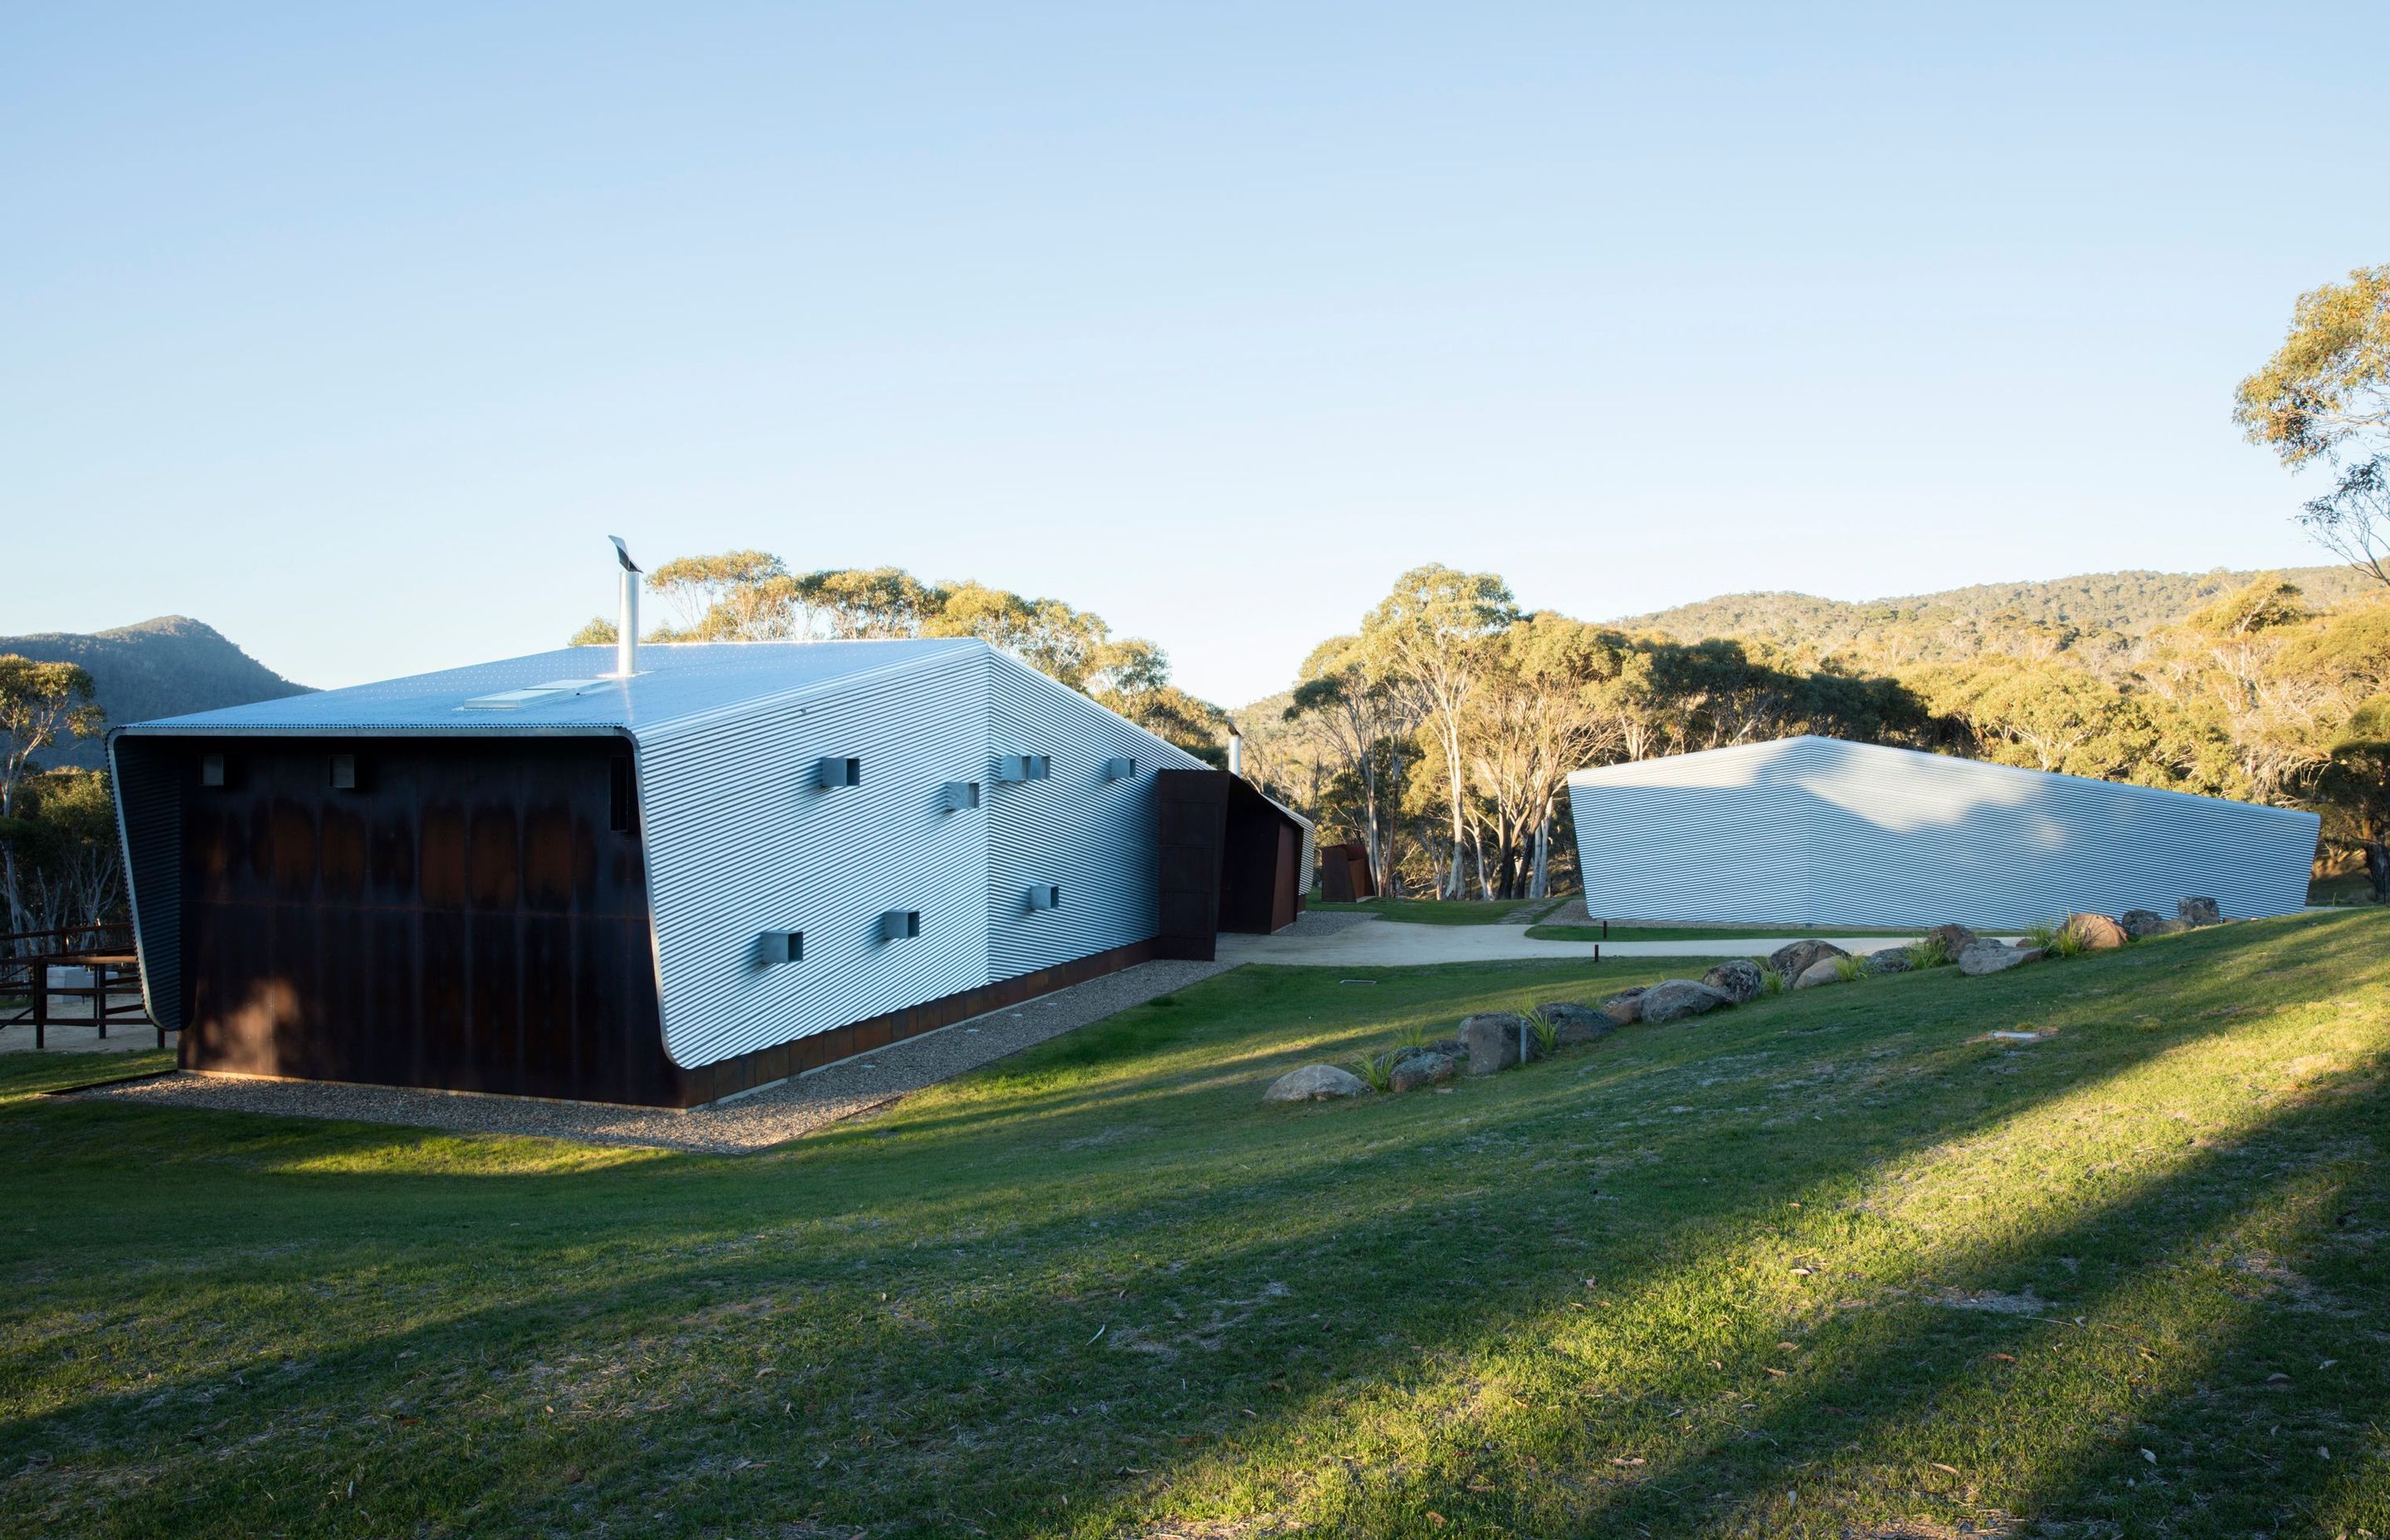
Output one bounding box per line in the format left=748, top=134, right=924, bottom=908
left=1567, top=737, right=2319, bottom=928
left=985, top=653, right=1209, bottom=980
left=638, top=653, right=993, bottom=1068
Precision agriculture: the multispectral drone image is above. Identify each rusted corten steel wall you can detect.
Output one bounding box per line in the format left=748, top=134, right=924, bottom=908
left=154, top=736, right=677, bottom=1104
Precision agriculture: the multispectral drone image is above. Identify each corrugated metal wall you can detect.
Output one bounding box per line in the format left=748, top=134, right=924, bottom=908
left=108, top=735, right=184, bottom=1035
left=1567, top=736, right=2320, bottom=928
left=637, top=651, right=993, bottom=1068
left=637, top=645, right=1209, bottom=1070
left=984, top=651, right=1208, bottom=980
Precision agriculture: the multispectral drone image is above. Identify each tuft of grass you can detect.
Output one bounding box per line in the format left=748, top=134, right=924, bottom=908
left=1529, top=1011, right=1562, bottom=1057
left=1757, top=963, right=1787, bottom=997
left=1905, top=935, right=1951, bottom=969
left=1351, top=1051, right=1396, bottom=1092
left=2020, top=918, right=2062, bottom=952
left=1832, top=953, right=1869, bottom=982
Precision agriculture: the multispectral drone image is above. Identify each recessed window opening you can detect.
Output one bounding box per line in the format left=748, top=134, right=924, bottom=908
left=609, top=757, right=638, bottom=834
left=880, top=909, right=922, bottom=941
left=758, top=930, right=804, bottom=965
left=943, top=781, right=981, bottom=811
left=996, top=754, right=1051, bottom=782
left=200, top=753, right=226, bottom=787
left=328, top=754, right=358, bottom=792
left=1026, top=885, right=1062, bottom=911
left=817, top=756, right=861, bottom=789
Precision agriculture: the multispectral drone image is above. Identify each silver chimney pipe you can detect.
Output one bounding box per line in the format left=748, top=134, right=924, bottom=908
left=1227, top=731, right=1243, bottom=777
left=608, top=536, right=641, bottom=676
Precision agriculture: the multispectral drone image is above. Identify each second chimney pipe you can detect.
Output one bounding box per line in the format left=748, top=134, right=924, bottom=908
left=1227, top=731, right=1242, bottom=777
left=608, top=536, right=642, bottom=677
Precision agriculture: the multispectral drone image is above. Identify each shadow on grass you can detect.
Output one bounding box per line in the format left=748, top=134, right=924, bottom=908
left=0, top=914, right=2384, bottom=1537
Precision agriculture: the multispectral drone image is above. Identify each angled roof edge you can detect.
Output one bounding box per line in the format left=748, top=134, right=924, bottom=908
left=980, top=644, right=1217, bottom=772
left=1566, top=733, right=2320, bottom=824
left=622, top=640, right=987, bottom=747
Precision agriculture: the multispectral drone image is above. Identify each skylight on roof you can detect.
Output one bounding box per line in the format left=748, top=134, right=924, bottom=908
left=458, top=679, right=613, bottom=711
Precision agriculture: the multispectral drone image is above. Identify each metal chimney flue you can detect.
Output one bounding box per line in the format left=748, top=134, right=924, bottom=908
left=1227, top=731, right=1243, bottom=777
left=608, top=537, right=641, bottom=676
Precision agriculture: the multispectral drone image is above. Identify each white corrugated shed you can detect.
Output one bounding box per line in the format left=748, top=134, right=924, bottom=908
left=1564, top=736, right=2319, bottom=928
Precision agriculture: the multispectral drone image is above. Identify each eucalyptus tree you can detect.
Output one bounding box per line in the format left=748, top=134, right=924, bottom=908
left=0, top=656, right=105, bottom=932
left=1286, top=634, right=1417, bottom=894
left=2236, top=265, right=2390, bottom=587
left=1360, top=566, right=1519, bottom=897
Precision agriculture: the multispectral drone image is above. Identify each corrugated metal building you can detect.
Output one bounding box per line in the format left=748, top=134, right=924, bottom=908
left=1565, top=735, right=2319, bottom=928
left=110, top=637, right=1306, bottom=1106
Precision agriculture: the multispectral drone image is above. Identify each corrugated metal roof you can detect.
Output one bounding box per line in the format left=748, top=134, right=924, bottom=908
left=115, top=637, right=988, bottom=742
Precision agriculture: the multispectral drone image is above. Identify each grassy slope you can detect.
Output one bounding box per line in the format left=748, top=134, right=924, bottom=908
left=4, top=914, right=2388, bottom=1538
left=1528, top=924, right=1928, bottom=943
left=1309, top=899, right=1544, bottom=924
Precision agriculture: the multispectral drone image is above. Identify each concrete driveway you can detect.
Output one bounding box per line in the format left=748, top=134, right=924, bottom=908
left=1215, top=916, right=1934, bottom=967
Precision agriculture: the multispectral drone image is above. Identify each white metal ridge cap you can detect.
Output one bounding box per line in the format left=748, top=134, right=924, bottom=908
left=622, top=636, right=991, bottom=747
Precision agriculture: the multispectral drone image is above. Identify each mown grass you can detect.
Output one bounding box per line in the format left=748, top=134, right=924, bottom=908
left=1527, top=923, right=1937, bottom=943
left=1308, top=898, right=1548, bottom=924
left=4, top=912, right=2389, bottom=1537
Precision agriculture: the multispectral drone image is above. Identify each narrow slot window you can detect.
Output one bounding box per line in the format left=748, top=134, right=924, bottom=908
left=610, top=757, right=639, bottom=834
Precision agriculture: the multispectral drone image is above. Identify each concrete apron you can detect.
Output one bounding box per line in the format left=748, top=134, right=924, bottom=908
left=1215, top=918, right=2012, bottom=966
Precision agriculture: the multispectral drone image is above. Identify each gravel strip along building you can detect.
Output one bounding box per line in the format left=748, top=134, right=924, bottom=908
left=1565, top=735, right=2319, bottom=929
left=109, top=606, right=1308, bottom=1108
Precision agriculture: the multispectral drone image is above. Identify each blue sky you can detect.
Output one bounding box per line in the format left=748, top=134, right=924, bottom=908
left=6, top=4, right=2386, bottom=707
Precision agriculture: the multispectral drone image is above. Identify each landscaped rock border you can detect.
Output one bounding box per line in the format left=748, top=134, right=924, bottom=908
left=1270, top=897, right=2232, bottom=1104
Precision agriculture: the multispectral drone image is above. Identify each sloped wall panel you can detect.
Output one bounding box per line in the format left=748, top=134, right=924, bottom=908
left=984, top=652, right=1210, bottom=980
left=637, top=651, right=994, bottom=1068
left=1567, top=737, right=2320, bottom=928
left=108, top=735, right=184, bottom=1036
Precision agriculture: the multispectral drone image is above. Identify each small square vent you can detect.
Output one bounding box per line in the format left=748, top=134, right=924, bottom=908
left=880, top=909, right=922, bottom=942
left=943, top=781, right=981, bottom=811
left=1026, top=884, right=1062, bottom=912
left=817, top=757, right=861, bottom=789
left=758, top=930, right=805, bottom=965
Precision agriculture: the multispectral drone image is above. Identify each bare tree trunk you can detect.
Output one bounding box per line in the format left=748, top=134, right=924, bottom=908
left=1529, top=811, right=1550, bottom=899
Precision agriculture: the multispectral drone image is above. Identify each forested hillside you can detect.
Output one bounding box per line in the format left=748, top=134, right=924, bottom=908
left=0, top=616, right=309, bottom=768
left=1612, top=566, right=2380, bottom=662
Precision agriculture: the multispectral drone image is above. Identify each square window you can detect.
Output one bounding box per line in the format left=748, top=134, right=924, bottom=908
left=943, top=781, right=981, bottom=811
left=817, top=756, right=861, bottom=789
left=880, top=909, right=922, bottom=941
left=328, top=753, right=358, bottom=791
left=758, top=930, right=804, bottom=965
left=200, top=753, right=226, bottom=787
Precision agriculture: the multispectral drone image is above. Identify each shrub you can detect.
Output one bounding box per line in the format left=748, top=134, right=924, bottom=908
left=2020, top=919, right=2061, bottom=952
left=2046, top=923, right=2091, bottom=960
left=1395, top=1019, right=1430, bottom=1054
left=1905, top=936, right=1950, bottom=969
left=1758, top=965, right=1786, bottom=997
left=1529, top=1012, right=1561, bottom=1057
left=1351, top=1053, right=1395, bottom=1093
left=1832, top=953, right=1868, bottom=982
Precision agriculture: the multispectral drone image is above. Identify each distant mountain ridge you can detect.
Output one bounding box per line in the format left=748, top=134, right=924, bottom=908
left=1607, top=565, right=2381, bottom=657
left=0, top=616, right=311, bottom=769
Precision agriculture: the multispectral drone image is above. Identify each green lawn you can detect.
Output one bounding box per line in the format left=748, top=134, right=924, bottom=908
left=1528, top=923, right=1940, bottom=943
left=1310, top=898, right=1547, bottom=924
left=5, top=913, right=2390, bottom=1537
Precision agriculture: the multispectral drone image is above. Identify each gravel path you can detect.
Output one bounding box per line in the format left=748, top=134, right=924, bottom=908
left=73, top=958, right=1235, bottom=1154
